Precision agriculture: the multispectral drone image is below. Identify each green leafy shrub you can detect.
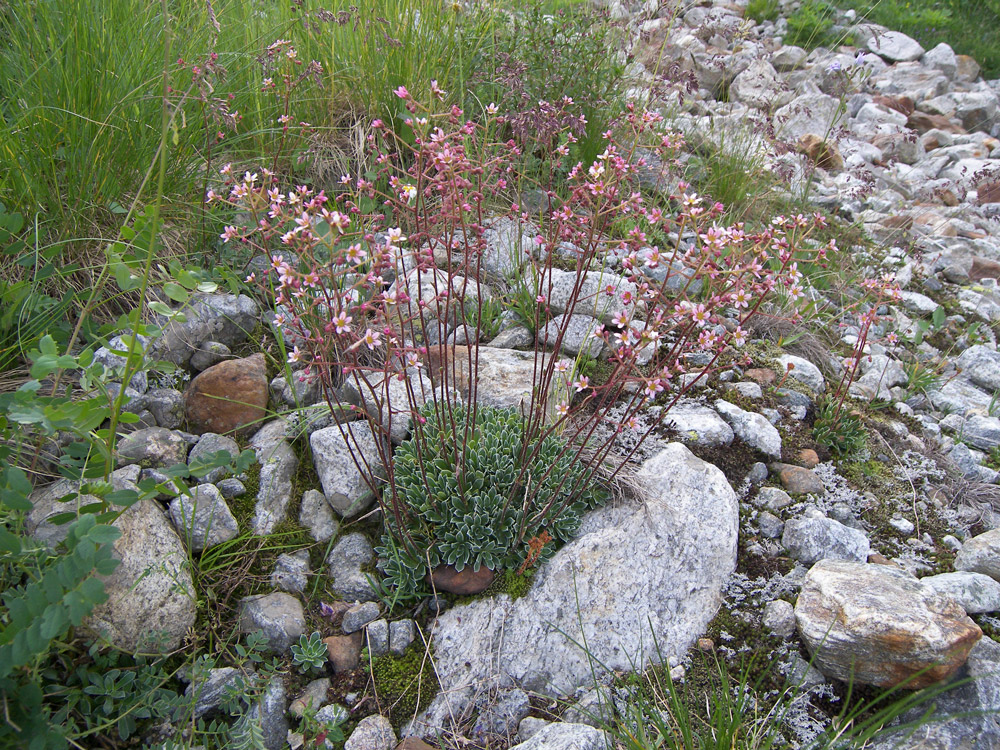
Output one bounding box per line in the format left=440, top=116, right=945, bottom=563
left=812, top=398, right=866, bottom=458
left=377, top=404, right=607, bottom=601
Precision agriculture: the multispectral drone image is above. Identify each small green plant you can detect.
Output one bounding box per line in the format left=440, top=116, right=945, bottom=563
left=784, top=0, right=843, bottom=49
left=813, top=397, right=867, bottom=459
left=909, top=305, right=947, bottom=346
left=378, top=403, right=607, bottom=602
left=745, top=0, right=780, bottom=24
left=290, top=631, right=328, bottom=673
left=903, top=359, right=944, bottom=397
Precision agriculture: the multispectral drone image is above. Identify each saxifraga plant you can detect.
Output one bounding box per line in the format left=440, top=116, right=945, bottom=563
left=290, top=631, right=328, bottom=673
left=215, top=85, right=833, bottom=607
left=380, top=403, right=607, bottom=600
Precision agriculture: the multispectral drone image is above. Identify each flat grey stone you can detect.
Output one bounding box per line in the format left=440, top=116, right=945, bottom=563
left=168, top=484, right=239, bottom=552
left=782, top=514, right=871, bottom=564
left=239, top=593, right=306, bottom=654
left=327, top=533, right=377, bottom=602
left=921, top=571, right=1000, bottom=614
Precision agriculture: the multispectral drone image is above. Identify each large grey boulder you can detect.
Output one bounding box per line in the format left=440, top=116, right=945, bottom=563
left=150, top=293, right=259, bottom=368
left=311, top=422, right=382, bottom=518
left=545, top=268, right=637, bottom=326
left=412, top=443, right=737, bottom=736
left=83, top=495, right=196, bottom=652
left=955, top=529, right=1000, bottom=581
left=795, top=560, right=981, bottom=688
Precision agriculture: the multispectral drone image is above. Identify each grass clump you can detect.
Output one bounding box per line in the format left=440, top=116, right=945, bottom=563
left=784, top=0, right=849, bottom=50
left=746, top=0, right=781, bottom=24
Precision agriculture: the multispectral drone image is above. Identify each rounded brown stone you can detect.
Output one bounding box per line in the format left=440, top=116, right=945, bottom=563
left=184, top=353, right=268, bottom=436
left=796, top=449, right=820, bottom=469
left=396, top=739, right=437, bottom=750
left=697, top=637, right=714, bottom=651
left=428, top=564, right=495, bottom=595
left=323, top=632, right=363, bottom=673
left=746, top=368, right=777, bottom=385
left=774, top=463, right=825, bottom=495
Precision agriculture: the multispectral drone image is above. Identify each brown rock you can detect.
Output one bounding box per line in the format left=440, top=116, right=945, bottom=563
left=746, top=368, right=777, bottom=385
left=396, top=739, right=437, bottom=750
left=978, top=178, right=1000, bottom=206
left=774, top=463, right=825, bottom=495
left=873, top=94, right=915, bottom=117
left=428, top=564, right=495, bottom=595
left=867, top=552, right=898, bottom=567
left=796, top=449, right=820, bottom=469
left=184, top=353, right=268, bottom=436
left=697, top=637, right=714, bottom=651
left=956, top=54, right=981, bottom=82
left=324, top=632, right=363, bottom=673
left=797, top=134, right=843, bottom=171
left=971, top=256, right=1000, bottom=281
left=795, top=560, right=981, bottom=689
left=908, top=110, right=966, bottom=135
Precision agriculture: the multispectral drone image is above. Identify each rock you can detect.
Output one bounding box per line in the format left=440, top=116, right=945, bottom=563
left=729, top=59, right=791, bottom=109
left=757, top=511, right=784, bottom=539
left=249, top=674, right=288, bottom=750
left=782, top=514, right=871, bottom=564
left=866, top=637, right=1000, bottom=750
left=83, top=497, right=196, bottom=652
left=26, top=478, right=105, bottom=549
left=151, top=293, right=258, bottom=368
left=185, top=667, right=243, bottom=718
left=474, top=688, right=532, bottom=738
left=365, top=619, right=389, bottom=656
left=184, top=353, right=268, bottom=437
left=662, top=401, right=734, bottom=447
left=955, top=529, right=1000, bottom=581
left=116, top=426, right=188, bottom=469
left=545, top=268, right=637, bottom=326
left=187, top=433, right=240, bottom=484
left=269, top=372, right=322, bottom=408
left=168, top=484, right=239, bottom=553
left=795, top=560, right=981, bottom=688
left=345, top=715, right=396, bottom=750
left=868, top=31, right=925, bottom=62
left=517, top=718, right=550, bottom=743
left=271, top=550, right=310, bottom=594
left=957, top=345, right=1000, bottom=391
left=961, top=415, right=1000, bottom=450
left=190, top=341, right=231, bottom=372
left=239, top=593, right=306, bottom=654
left=797, top=133, right=843, bottom=170
left=311, top=422, right=383, bottom=518
left=217, top=477, right=246, bottom=499
left=414, top=444, right=736, bottom=735
left=756, top=486, right=793, bottom=510
left=327, top=533, right=377, bottom=602
left=390, top=620, right=416, bottom=655
left=508, top=723, right=608, bottom=750
left=289, top=677, right=331, bottom=717
left=339, top=369, right=430, bottom=445
left=560, top=687, right=615, bottom=728
left=774, top=464, right=826, bottom=495
left=920, top=572, right=1000, bottom=614
left=324, top=633, right=363, bottom=673
left=93, top=335, right=148, bottom=394
left=714, top=399, right=781, bottom=458
left=956, top=54, right=981, bottom=82
left=777, top=354, right=825, bottom=392
left=342, top=601, right=381, bottom=634
left=922, top=42, right=958, bottom=79
left=146, top=388, right=185, bottom=429
left=797, top=449, right=820, bottom=469
left=537, top=314, right=605, bottom=359
left=771, top=45, right=808, bottom=72
left=775, top=93, right=844, bottom=142
left=898, top=290, right=939, bottom=315
left=300, top=488, right=340, bottom=542
left=249, top=421, right=299, bottom=535
left=783, top=652, right=827, bottom=691
left=429, top=564, right=495, bottom=595
left=763, top=599, right=796, bottom=638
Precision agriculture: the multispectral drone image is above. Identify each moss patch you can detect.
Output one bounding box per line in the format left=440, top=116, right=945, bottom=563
left=367, top=645, right=439, bottom=729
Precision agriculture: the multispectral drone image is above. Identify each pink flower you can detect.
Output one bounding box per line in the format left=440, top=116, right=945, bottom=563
left=363, top=328, right=382, bottom=349
left=332, top=312, right=352, bottom=335
left=393, top=85, right=409, bottom=99
left=220, top=225, right=239, bottom=242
